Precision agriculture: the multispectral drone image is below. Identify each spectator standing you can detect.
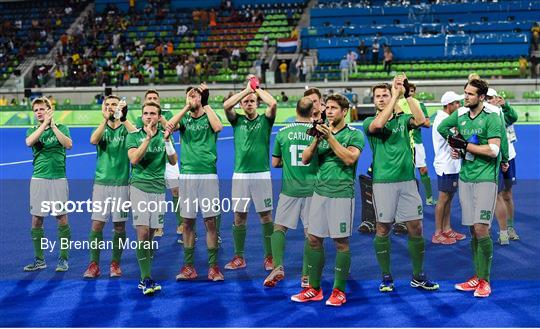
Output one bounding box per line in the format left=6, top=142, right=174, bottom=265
left=372, top=40, right=380, bottom=65
left=357, top=40, right=368, bottom=65
left=279, top=61, right=288, bottom=83
left=383, top=45, right=393, bottom=75
left=339, top=56, right=349, bottom=82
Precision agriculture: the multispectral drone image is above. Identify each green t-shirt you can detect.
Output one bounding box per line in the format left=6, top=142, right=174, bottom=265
left=314, top=125, right=364, bottom=198
left=231, top=113, right=274, bottom=173
left=398, top=98, right=429, bottom=144
left=135, top=110, right=173, bottom=129
left=363, top=113, right=416, bottom=183
left=126, top=129, right=169, bottom=193
left=26, top=124, right=71, bottom=179
left=179, top=113, right=219, bottom=174
left=437, top=106, right=502, bottom=183
left=272, top=122, right=318, bottom=197
left=94, top=124, right=130, bottom=186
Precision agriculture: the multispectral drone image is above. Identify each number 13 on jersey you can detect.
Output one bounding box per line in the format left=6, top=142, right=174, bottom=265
left=289, top=144, right=308, bottom=167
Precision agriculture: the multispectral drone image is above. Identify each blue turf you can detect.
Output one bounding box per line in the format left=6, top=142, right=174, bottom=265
left=0, top=125, right=539, bottom=327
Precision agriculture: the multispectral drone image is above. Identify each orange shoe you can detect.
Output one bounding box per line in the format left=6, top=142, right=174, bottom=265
left=208, top=265, right=224, bottom=281
left=264, top=256, right=274, bottom=271
left=474, top=279, right=491, bottom=298
left=443, top=229, right=466, bottom=241
left=325, top=288, right=347, bottom=306
left=224, top=255, right=246, bottom=270
left=83, top=261, right=100, bottom=279
left=432, top=233, right=456, bottom=245
left=301, top=275, right=309, bottom=288
left=176, top=265, right=198, bottom=280
left=291, top=286, right=323, bottom=303
left=109, top=261, right=122, bottom=278
left=455, top=275, right=480, bottom=291
left=263, top=266, right=284, bottom=287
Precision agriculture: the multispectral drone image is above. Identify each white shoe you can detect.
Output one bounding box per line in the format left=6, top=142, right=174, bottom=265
left=498, top=231, right=509, bottom=245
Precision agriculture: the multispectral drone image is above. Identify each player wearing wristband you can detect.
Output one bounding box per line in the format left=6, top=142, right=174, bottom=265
left=24, top=97, right=73, bottom=272
left=83, top=95, right=137, bottom=279
left=223, top=75, right=277, bottom=271
left=127, top=101, right=178, bottom=295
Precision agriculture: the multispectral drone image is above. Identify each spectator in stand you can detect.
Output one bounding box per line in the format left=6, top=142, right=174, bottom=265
left=357, top=40, right=368, bottom=65
left=167, top=40, right=174, bottom=56
left=200, top=9, right=209, bottom=31
left=339, top=55, right=349, bottom=82
left=158, top=63, right=164, bottom=84
left=372, top=39, right=380, bottom=65
left=383, top=45, right=393, bottom=75
left=232, top=47, right=240, bottom=62
left=209, top=9, right=217, bottom=27
left=177, top=23, right=188, bottom=36
left=146, top=63, right=156, bottom=84
left=519, top=55, right=528, bottom=78
left=531, top=22, right=539, bottom=51
left=193, top=9, right=201, bottom=30
left=280, top=91, right=289, bottom=102
left=279, top=61, right=288, bottom=83
left=347, top=49, right=358, bottom=74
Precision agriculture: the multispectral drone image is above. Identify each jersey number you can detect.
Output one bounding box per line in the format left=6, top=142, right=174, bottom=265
left=289, top=145, right=308, bottom=167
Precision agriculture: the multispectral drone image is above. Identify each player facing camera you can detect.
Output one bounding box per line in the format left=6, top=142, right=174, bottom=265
left=186, top=84, right=210, bottom=111
left=103, top=95, right=128, bottom=122
left=306, top=94, right=349, bottom=138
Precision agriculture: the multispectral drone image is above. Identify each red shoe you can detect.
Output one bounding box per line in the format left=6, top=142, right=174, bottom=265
left=224, top=256, right=246, bottom=270
left=454, top=275, right=480, bottom=291
left=109, top=261, right=122, bottom=278
left=264, top=256, right=273, bottom=271
left=208, top=265, right=224, bottom=281
left=176, top=265, right=198, bottom=280
left=263, top=266, right=284, bottom=287
left=474, top=279, right=491, bottom=298
left=291, top=286, right=323, bottom=303
left=326, top=288, right=347, bottom=306
left=432, top=233, right=456, bottom=245
left=83, top=261, right=100, bottom=279
left=443, top=229, right=466, bottom=241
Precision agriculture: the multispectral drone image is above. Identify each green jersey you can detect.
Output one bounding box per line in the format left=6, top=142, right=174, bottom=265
left=272, top=122, right=318, bottom=197
left=363, top=113, right=416, bottom=183
left=399, top=98, right=429, bottom=144
left=26, top=124, right=71, bottom=179
left=437, top=106, right=503, bottom=183
left=94, top=124, right=130, bottom=186
left=179, top=113, right=219, bottom=174
left=314, top=125, right=364, bottom=198
left=135, top=110, right=173, bottom=129
left=126, top=129, right=169, bottom=193
left=231, top=113, right=274, bottom=173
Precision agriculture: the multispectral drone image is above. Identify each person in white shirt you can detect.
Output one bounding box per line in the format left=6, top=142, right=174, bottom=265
left=431, top=91, right=467, bottom=245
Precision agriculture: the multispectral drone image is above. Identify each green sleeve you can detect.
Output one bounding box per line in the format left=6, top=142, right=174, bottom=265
left=272, top=133, right=282, bottom=157
left=496, top=113, right=509, bottom=163
left=362, top=117, right=373, bottom=136
left=437, top=110, right=458, bottom=139
left=502, top=103, right=518, bottom=126
left=26, top=127, right=35, bottom=137
left=349, top=130, right=365, bottom=151
left=58, top=124, right=71, bottom=137
left=126, top=132, right=139, bottom=150
left=420, top=102, right=429, bottom=116
left=135, top=116, right=143, bottom=128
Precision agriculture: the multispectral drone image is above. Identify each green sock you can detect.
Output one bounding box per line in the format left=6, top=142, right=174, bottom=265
left=477, top=236, right=493, bottom=282
left=208, top=247, right=218, bottom=267
left=507, top=218, right=514, bottom=227
left=136, top=243, right=151, bottom=280
left=471, top=237, right=479, bottom=276
left=262, top=222, right=274, bottom=257
left=58, top=224, right=71, bottom=260
left=112, top=231, right=126, bottom=264
left=184, top=246, right=195, bottom=265
left=270, top=230, right=285, bottom=267
left=232, top=224, right=246, bottom=257
left=31, top=228, right=45, bottom=260
left=407, top=236, right=425, bottom=278
left=374, top=235, right=391, bottom=276
left=420, top=172, right=433, bottom=199
left=302, top=238, right=309, bottom=276
left=173, top=196, right=182, bottom=226
left=307, top=246, right=325, bottom=290
left=333, top=250, right=351, bottom=291
left=89, top=230, right=103, bottom=263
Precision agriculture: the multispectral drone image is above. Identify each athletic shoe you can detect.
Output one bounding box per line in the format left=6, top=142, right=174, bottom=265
left=208, top=266, right=225, bottom=281
left=301, top=275, right=309, bottom=288
left=454, top=275, right=479, bottom=291
left=150, top=278, right=161, bottom=292
left=474, top=279, right=491, bottom=298
left=291, top=287, right=323, bottom=303
left=23, top=257, right=47, bottom=272
left=264, top=256, right=274, bottom=271
left=379, top=274, right=394, bottom=292
left=138, top=280, right=144, bottom=289
left=425, top=197, right=437, bottom=206
left=410, top=273, right=439, bottom=291
left=177, top=224, right=183, bottom=235
left=83, top=261, right=100, bottom=278
left=432, top=233, right=456, bottom=245
left=177, top=235, right=183, bottom=244
left=263, top=266, right=285, bottom=287
left=498, top=231, right=510, bottom=245
left=109, top=261, right=122, bottom=277
left=217, top=234, right=222, bottom=245
left=55, top=258, right=69, bottom=272
left=154, top=228, right=164, bottom=237
left=358, top=221, right=375, bottom=234
left=176, top=265, right=198, bottom=280
left=224, top=256, right=246, bottom=270
left=393, top=222, right=408, bottom=235
left=443, top=229, right=466, bottom=241
left=325, top=288, right=347, bottom=306
left=141, top=278, right=154, bottom=295
left=508, top=227, right=520, bottom=240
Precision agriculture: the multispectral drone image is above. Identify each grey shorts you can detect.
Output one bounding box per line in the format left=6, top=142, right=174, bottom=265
left=274, top=194, right=312, bottom=230
left=130, top=186, right=166, bottom=229
left=179, top=174, right=220, bottom=219
left=91, top=184, right=129, bottom=222
left=307, top=193, right=354, bottom=239
left=458, top=180, right=497, bottom=227
left=30, top=178, right=69, bottom=217
left=373, top=180, right=423, bottom=223
left=232, top=172, right=273, bottom=213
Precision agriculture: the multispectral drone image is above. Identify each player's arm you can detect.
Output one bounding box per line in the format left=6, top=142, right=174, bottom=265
left=255, top=87, right=277, bottom=120
left=436, top=110, right=458, bottom=139
left=272, top=156, right=283, bottom=168
left=90, top=118, right=108, bottom=144
left=449, top=115, right=502, bottom=159
left=466, top=137, right=500, bottom=158
left=128, top=134, right=151, bottom=165
left=167, top=104, right=191, bottom=129
left=501, top=100, right=518, bottom=125
left=301, top=137, right=320, bottom=165
left=318, top=124, right=361, bottom=166
left=164, top=128, right=177, bottom=165
left=25, top=122, right=48, bottom=147
left=49, top=115, right=72, bottom=149
left=205, top=105, right=223, bottom=133
left=368, top=76, right=403, bottom=133
left=223, top=88, right=253, bottom=123
left=420, top=103, right=431, bottom=128
left=405, top=84, right=425, bottom=128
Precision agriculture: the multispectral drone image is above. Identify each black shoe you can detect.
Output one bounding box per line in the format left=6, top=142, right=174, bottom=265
left=358, top=221, right=375, bottom=234
left=393, top=222, right=408, bottom=235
